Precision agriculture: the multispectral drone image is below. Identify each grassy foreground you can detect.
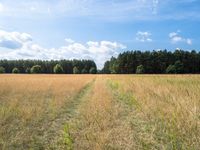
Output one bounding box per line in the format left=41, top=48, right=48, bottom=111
left=0, top=75, right=199, bottom=149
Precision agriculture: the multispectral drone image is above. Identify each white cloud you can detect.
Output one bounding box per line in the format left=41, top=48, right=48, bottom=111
left=186, top=39, right=192, bottom=45
left=0, top=30, right=126, bottom=69
left=0, top=30, right=32, bottom=49
left=169, top=32, right=178, bottom=38
left=136, top=31, right=152, bottom=42
left=65, top=38, right=75, bottom=44
left=169, top=31, right=192, bottom=45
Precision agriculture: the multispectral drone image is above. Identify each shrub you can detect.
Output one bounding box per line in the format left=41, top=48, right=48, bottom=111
left=136, top=65, right=145, bottom=74
left=166, top=65, right=176, bottom=74
left=174, top=60, right=184, bottom=73
left=53, top=64, right=64, bottom=74
left=89, top=67, right=97, bottom=74
left=81, top=68, right=88, bottom=74
left=12, top=68, right=20, bottom=74
left=30, top=65, right=42, bottom=74
left=25, top=67, right=31, bottom=74
left=0, top=66, right=5, bottom=73
left=73, top=67, right=80, bottom=74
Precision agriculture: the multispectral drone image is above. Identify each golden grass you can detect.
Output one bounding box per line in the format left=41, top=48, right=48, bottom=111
left=0, top=74, right=95, bottom=149
left=64, top=76, right=140, bottom=149
left=107, top=75, right=200, bottom=149
left=0, top=74, right=200, bottom=149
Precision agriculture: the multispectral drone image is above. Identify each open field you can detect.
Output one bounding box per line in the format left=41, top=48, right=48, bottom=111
left=0, top=75, right=200, bottom=149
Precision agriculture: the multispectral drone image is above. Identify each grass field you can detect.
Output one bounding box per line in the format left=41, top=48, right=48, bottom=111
left=0, top=75, right=200, bottom=149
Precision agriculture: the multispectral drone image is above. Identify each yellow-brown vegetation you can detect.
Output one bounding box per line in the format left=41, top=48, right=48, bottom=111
left=0, top=74, right=199, bottom=149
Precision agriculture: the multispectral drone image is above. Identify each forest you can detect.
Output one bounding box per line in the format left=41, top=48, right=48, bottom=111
left=102, top=50, right=200, bottom=74
left=0, top=59, right=97, bottom=74
left=0, top=50, right=200, bottom=74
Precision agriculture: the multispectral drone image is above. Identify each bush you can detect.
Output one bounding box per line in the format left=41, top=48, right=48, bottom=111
left=53, top=64, right=64, bottom=74
left=81, top=68, right=88, bottom=74
left=26, top=67, right=31, bottom=74
left=12, top=68, right=20, bottom=74
left=166, top=65, right=176, bottom=74
left=73, top=67, right=80, bottom=74
left=89, top=67, right=97, bottom=74
left=166, top=61, right=184, bottom=74
left=0, top=66, right=5, bottom=73
left=30, top=65, right=42, bottom=74
left=136, top=65, right=145, bottom=74
left=174, top=60, right=184, bottom=73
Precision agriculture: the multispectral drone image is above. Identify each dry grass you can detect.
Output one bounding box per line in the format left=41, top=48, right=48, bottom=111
left=0, top=74, right=200, bottom=149
left=107, top=75, right=200, bottom=149
left=0, top=74, right=95, bottom=149
left=65, top=76, right=135, bottom=149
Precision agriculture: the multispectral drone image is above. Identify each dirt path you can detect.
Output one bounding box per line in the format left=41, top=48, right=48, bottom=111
left=60, top=76, right=135, bottom=150
left=43, top=78, right=96, bottom=149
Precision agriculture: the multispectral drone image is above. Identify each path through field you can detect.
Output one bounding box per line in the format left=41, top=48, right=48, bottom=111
left=0, top=75, right=200, bottom=149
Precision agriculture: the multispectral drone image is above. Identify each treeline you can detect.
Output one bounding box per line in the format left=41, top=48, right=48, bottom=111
left=102, top=50, right=200, bottom=74
left=0, top=59, right=97, bottom=74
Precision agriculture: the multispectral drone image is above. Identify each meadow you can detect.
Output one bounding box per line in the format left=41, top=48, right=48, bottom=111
left=0, top=75, right=199, bottom=149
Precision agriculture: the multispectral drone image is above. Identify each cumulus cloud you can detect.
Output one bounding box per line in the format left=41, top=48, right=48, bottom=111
left=65, top=38, right=75, bottom=44
left=169, top=31, right=192, bottom=45
left=0, top=30, right=32, bottom=49
left=136, top=31, right=152, bottom=42
left=0, top=30, right=126, bottom=69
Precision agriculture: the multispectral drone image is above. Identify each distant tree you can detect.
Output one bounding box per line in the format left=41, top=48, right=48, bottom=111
left=174, top=60, right=184, bottom=74
left=89, top=67, right=97, bottom=74
left=136, top=65, right=145, bottom=74
left=0, top=59, right=96, bottom=74
left=73, top=67, right=80, bottom=74
left=30, top=65, right=42, bottom=74
left=53, top=64, right=64, bottom=74
left=81, top=68, right=88, bottom=74
left=102, top=61, right=111, bottom=74
left=0, top=66, right=5, bottom=73
left=109, top=57, right=119, bottom=74
left=12, top=68, right=20, bottom=74
left=25, top=67, right=31, bottom=74
left=166, top=65, right=176, bottom=74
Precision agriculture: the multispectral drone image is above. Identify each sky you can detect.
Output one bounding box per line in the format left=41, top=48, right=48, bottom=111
left=0, top=0, right=200, bottom=69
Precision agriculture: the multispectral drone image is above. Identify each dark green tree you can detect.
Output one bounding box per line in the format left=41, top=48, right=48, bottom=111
left=0, top=67, right=5, bottom=73
left=30, top=65, right=42, bottom=74
left=89, top=67, right=97, bottom=74
left=102, top=61, right=111, bottom=74
left=136, top=65, right=145, bottom=74
left=12, top=68, right=20, bottom=74
left=53, top=64, right=64, bottom=74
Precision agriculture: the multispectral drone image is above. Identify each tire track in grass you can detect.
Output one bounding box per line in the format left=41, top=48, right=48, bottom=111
left=38, top=78, right=96, bottom=149
left=61, top=76, right=137, bottom=150
left=106, top=78, right=148, bottom=150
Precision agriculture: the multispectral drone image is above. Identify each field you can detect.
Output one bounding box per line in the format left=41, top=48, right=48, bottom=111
left=0, top=75, right=200, bottom=149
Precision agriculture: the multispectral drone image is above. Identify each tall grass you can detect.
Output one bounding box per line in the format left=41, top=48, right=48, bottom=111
left=107, top=75, right=200, bottom=149
left=0, top=74, right=199, bottom=149
left=0, top=74, right=94, bottom=149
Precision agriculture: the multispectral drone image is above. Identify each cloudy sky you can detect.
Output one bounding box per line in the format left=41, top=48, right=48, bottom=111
left=0, top=0, right=200, bottom=68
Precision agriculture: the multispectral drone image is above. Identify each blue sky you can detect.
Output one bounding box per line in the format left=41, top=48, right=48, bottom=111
left=0, top=0, right=200, bottom=68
